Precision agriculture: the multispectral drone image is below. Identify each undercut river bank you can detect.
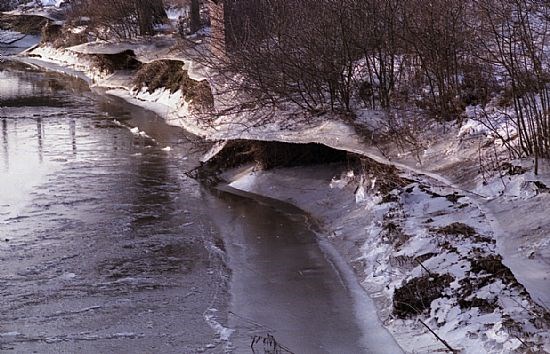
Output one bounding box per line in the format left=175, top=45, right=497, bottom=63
left=1, top=60, right=402, bottom=353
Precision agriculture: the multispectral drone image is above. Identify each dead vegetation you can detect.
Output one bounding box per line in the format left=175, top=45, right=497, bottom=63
left=501, top=162, right=528, bottom=176
left=393, top=273, right=454, bottom=318
left=444, top=193, right=465, bottom=204
left=184, top=79, right=214, bottom=110
left=389, top=253, right=436, bottom=270
left=349, top=155, right=411, bottom=195
left=434, top=222, right=495, bottom=244
left=417, top=184, right=466, bottom=204
left=133, top=60, right=214, bottom=110
left=250, top=333, right=294, bottom=354
left=382, top=222, right=410, bottom=248
left=381, top=189, right=547, bottom=342
left=41, top=23, right=88, bottom=48
left=0, top=13, right=49, bottom=34
left=134, top=60, right=186, bottom=93
left=431, top=224, right=521, bottom=314
left=533, top=181, right=550, bottom=193
left=436, top=222, right=477, bottom=237
left=470, top=254, right=518, bottom=285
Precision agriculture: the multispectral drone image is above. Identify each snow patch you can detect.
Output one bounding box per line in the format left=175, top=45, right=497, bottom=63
left=204, top=308, right=234, bottom=344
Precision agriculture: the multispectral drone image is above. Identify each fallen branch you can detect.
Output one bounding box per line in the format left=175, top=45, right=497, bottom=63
left=419, top=319, right=458, bottom=353
left=415, top=259, right=434, bottom=277
left=250, top=333, right=294, bottom=354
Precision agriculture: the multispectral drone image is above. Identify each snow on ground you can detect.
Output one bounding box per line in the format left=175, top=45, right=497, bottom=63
left=5, top=2, right=66, bottom=21
left=377, top=110, right=550, bottom=313
left=24, top=45, right=370, bottom=152
left=204, top=307, right=234, bottom=350
left=166, top=6, right=187, bottom=22
left=27, top=45, right=104, bottom=81
left=224, top=163, right=550, bottom=353
left=471, top=161, right=550, bottom=310
left=39, top=0, right=66, bottom=7
left=459, top=104, right=517, bottom=143
left=68, top=38, right=212, bottom=81
left=68, top=37, right=178, bottom=63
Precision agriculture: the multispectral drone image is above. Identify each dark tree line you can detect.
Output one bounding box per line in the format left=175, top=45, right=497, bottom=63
left=68, top=0, right=167, bottom=39
left=0, top=0, right=25, bottom=11
left=208, top=0, right=548, bottom=164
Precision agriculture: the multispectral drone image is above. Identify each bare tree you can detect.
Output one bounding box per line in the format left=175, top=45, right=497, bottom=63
left=71, top=0, right=167, bottom=39
left=472, top=0, right=549, bottom=172
left=188, top=0, right=549, bottom=163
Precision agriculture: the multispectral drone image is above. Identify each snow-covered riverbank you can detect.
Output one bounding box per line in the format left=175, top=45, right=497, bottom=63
left=14, top=41, right=550, bottom=353
left=221, top=161, right=550, bottom=353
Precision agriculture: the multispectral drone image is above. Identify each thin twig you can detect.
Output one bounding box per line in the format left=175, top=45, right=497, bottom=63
left=415, top=259, right=434, bottom=276
left=419, top=319, right=458, bottom=353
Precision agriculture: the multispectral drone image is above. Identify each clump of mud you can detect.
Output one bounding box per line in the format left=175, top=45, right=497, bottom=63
left=133, top=60, right=214, bottom=109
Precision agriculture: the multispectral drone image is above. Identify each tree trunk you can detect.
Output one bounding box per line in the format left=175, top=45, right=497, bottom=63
left=135, top=0, right=167, bottom=36
left=190, top=0, right=201, bottom=34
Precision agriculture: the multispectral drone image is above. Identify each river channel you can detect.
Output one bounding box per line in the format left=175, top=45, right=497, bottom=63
left=0, top=61, right=397, bottom=353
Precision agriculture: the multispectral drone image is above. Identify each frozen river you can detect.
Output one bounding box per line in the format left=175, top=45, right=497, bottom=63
left=0, top=62, right=229, bottom=352
left=0, top=61, right=396, bottom=353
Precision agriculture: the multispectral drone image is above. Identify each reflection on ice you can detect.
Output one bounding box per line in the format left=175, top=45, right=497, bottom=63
left=70, top=119, right=76, bottom=155
left=2, top=118, right=7, bottom=171
left=0, top=62, right=223, bottom=354
left=37, top=117, right=43, bottom=163
left=0, top=64, right=94, bottom=221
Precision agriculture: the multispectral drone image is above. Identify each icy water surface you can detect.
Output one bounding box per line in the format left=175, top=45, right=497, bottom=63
left=210, top=189, right=373, bottom=353
left=0, top=61, right=395, bottom=354
left=0, top=62, right=228, bottom=353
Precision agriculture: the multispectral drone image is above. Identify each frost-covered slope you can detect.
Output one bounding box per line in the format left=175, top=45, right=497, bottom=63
left=225, top=163, right=550, bottom=353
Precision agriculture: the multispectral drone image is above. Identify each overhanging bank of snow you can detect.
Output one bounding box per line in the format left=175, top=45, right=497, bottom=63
left=203, top=139, right=550, bottom=353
